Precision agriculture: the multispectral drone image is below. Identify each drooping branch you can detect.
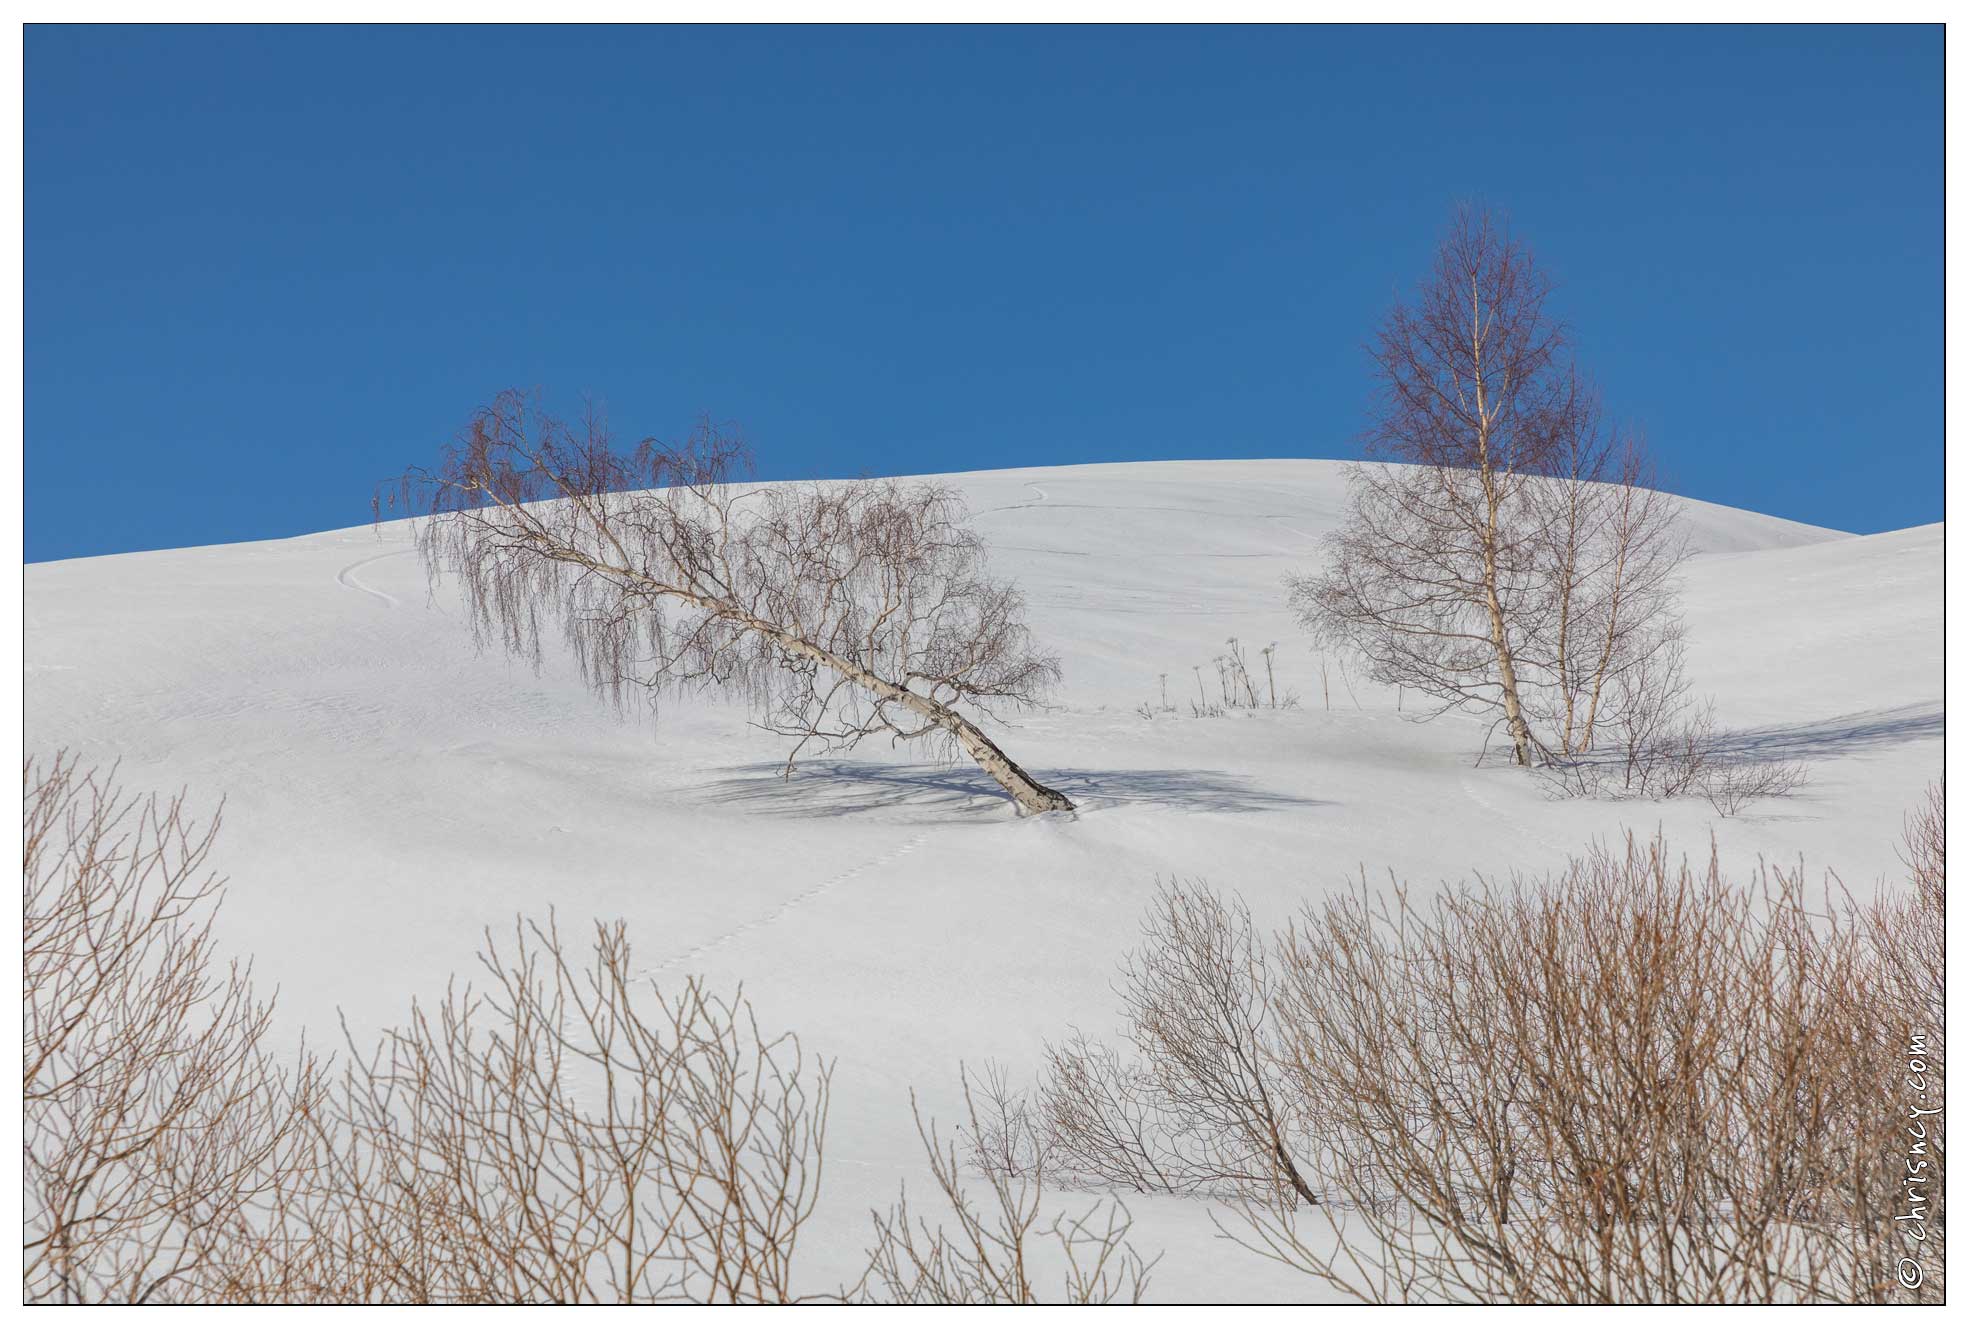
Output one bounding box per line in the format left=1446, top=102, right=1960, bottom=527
left=385, top=392, right=1073, bottom=813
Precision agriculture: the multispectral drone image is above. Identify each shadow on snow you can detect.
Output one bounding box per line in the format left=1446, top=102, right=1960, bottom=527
left=686, top=759, right=1328, bottom=819
left=1713, top=702, right=1942, bottom=762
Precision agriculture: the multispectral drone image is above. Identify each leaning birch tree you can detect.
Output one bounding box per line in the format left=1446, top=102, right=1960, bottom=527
left=386, top=392, right=1075, bottom=813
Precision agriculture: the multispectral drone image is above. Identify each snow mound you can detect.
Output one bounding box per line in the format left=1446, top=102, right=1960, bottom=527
left=23, top=460, right=1937, bottom=1301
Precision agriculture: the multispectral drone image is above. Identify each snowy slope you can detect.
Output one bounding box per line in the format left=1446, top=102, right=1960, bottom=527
left=22, top=460, right=1940, bottom=1301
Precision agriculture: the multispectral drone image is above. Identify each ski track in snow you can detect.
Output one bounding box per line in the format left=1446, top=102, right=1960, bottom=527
left=646, top=831, right=932, bottom=974
left=336, top=550, right=411, bottom=608
left=978, top=481, right=1052, bottom=515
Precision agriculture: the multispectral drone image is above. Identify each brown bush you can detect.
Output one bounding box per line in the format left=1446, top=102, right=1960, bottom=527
left=300, top=914, right=835, bottom=1303
left=23, top=754, right=326, bottom=1304
left=1003, top=806, right=1940, bottom=1303
left=27, top=756, right=1935, bottom=1303
left=862, top=1072, right=1155, bottom=1304
left=21, top=756, right=1139, bottom=1304
left=1238, top=830, right=1938, bottom=1303
left=1007, top=883, right=1318, bottom=1204
left=1851, top=780, right=1944, bottom=1297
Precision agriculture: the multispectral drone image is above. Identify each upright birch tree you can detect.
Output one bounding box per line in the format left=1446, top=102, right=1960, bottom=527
left=1292, top=205, right=1566, bottom=765
left=1291, top=206, right=1693, bottom=772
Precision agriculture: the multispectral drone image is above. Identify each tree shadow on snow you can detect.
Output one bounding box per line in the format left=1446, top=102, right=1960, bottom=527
left=686, top=760, right=1328, bottom=820
left=1712, top=702, right=1942, bottom=762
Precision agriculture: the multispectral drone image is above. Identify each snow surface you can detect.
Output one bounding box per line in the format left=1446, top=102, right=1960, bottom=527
left=23, top=460, right=1941, bottom=1302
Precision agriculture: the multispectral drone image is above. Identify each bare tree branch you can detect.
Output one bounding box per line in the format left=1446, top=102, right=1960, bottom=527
left=384, top=392, right=1073, bottom=812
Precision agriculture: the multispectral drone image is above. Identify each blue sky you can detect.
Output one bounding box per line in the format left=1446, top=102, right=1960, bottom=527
left=25, top=25, right=1941, bottom=561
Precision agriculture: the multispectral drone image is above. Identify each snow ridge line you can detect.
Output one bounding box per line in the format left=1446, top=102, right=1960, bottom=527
left=336, top=549, right=412, bottom=608
left=647, top=830, right=933, bottom=974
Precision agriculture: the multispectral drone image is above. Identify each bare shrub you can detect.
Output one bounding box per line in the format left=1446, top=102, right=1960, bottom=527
left=1239, top=832, right=1925, bottom=1303
left=861, top=1075, right=1155, bottom=1304
left=1899, top=779, right=1946, bottom=905
left=1539, top=686, right=1808, bottom=817
left=1851, top=780, right=1944, bottom=1298
left=1032, top=1030, right=1203, bottom=1194
left=307, top=914, right=833, bottom=1304
left=1017, top=883, right=1317, bottom=1205
left=22, top=757, right=1161, bottom=1304
left=960, top=1059, right=1050, bottom=1182
left=1699, top=755, right=1812, bottom=817
left=1875, top=780, right=1945, bottom=1025
left=388, top=392, right=1073, bottom=812
left=22, top=755, right=327, bottom=1304
left=1615, top=673, right=1711, bottom=796
left=1120, top=884, right=1318, bottom=1204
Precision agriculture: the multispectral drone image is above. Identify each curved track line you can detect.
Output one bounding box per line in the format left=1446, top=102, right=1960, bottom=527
left=1268, top=514, right=1323, bottom=547
left=647, top=830, right=932, bottom=973
left=336, top=549, right=412, bottom=608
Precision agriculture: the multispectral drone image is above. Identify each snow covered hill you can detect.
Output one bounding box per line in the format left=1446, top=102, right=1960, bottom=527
left=22, top=460, right=1941, bottom=1301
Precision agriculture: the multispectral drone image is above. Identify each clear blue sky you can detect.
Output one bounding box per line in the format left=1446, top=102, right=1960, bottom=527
left=25, top=24, right=1941, bottom=562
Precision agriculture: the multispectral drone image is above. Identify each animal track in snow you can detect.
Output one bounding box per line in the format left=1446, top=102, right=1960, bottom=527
left=648, top=831, right=931, bottom=974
